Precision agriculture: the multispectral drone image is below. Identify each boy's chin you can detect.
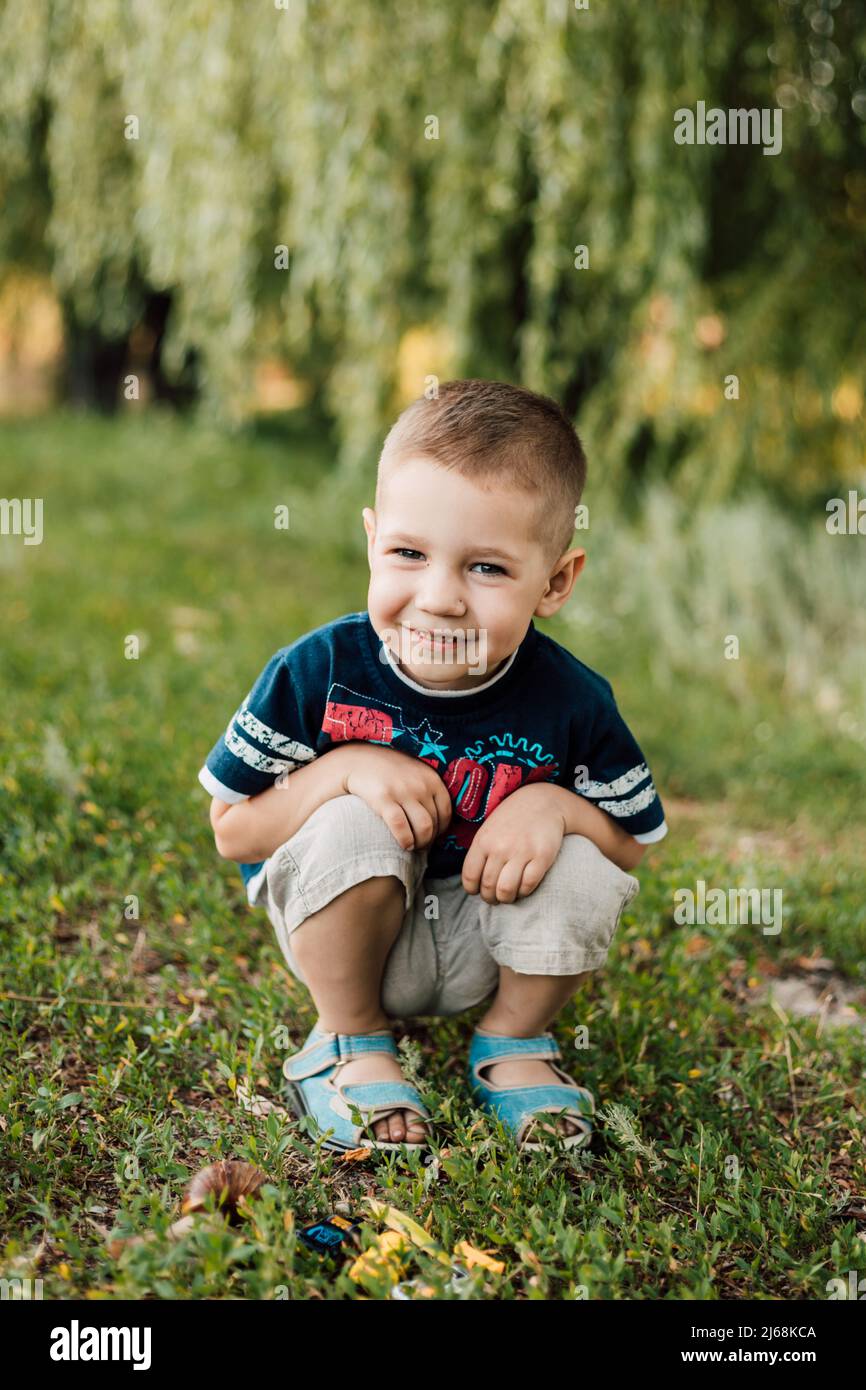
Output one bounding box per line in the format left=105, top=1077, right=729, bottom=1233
left=400, top=657, right=490, bottom=690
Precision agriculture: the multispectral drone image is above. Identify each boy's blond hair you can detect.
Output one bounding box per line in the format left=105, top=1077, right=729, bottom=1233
left=377, top=379, right=587, bottom=562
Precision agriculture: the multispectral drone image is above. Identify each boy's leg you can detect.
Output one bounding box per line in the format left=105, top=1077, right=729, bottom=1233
left=474, top=833, right=640, bottom=1139
left=290, top=874, right=428, bottom=1144
left=291, top=874, right=405, bottom=1035
left=261, top=792, right=432, bottom=1145
left=474, top=967, right=589, bottom=1139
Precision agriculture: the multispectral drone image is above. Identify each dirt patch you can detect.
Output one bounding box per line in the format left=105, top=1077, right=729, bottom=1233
left=750, top=961, right=866, bottom=1034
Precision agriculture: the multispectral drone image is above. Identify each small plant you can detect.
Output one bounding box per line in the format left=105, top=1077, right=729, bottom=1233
left=598, top=1103, right=663, bottom=1173
left=396, top=1036, right=425, bottom=1089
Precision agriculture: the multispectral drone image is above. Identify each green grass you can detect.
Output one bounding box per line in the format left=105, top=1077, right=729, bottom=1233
left=1, top=408, right=865, bottom=1300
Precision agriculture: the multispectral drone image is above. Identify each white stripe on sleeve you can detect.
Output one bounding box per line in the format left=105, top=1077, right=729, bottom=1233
left=225, top=724, right=315, bottom=776
left=236, top=704, right=317, bottom=762
left=582, top=762, right=650, bottom=799
left=595, top=782, right=659, bottom=818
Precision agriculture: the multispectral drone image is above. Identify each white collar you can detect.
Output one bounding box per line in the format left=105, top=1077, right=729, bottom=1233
left=380, top=641, right=518, bottom=698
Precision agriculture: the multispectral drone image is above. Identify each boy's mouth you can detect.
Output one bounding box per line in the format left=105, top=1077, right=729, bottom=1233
left=404, top=625, right=460, bottom=646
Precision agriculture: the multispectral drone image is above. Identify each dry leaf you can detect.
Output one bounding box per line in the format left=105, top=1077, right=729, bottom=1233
left=181, top=1160, right=267, bottom=1221
left=453, top=1240, right=505, bottom=1274
left=684, top=935, right=711, bottom=957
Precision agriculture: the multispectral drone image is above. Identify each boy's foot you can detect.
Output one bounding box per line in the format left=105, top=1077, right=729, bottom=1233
left=335, top=1047, right=428, bottom=1145
left=479, top=1057, right=582, bottom=1140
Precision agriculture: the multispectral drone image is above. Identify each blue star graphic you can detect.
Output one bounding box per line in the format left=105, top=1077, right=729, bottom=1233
left=402, top=717, right=447, bottom=761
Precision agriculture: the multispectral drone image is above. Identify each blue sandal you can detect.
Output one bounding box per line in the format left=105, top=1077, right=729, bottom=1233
left=282, top=1022, right=431, bottom=1153
left=468, top=1028, right=594, bottom=1152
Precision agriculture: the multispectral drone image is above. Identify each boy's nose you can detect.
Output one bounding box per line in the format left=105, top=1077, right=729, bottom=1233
left=413, top=565, right=467, bottom=617
left=415, top=585, right=466, bottom=618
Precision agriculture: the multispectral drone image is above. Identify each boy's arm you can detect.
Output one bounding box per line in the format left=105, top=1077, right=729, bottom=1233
left=210, top=746, right=360, bottom=863
left=540, top=785, right=648, bottom=871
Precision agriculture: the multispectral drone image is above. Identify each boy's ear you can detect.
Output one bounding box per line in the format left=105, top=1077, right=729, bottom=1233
left=362, top=507, right=376, bottom=564
left=534, top=547, right=586, bottom=618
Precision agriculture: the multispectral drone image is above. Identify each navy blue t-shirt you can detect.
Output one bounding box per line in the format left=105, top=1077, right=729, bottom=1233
left=198, top=611, right=667, bottom=905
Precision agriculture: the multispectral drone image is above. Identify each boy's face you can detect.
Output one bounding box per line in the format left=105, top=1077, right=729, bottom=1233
left=363, top=455, right=585, bottom=691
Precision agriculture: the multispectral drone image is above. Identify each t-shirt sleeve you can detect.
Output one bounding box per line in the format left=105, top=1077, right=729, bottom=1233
left=197, top=647, right=321, bottom=804
left=572, top=690, right=668, bottom=844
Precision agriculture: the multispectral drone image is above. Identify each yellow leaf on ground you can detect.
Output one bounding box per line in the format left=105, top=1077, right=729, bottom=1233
left=348, top=1231, right=409, bottom=1284
left=364, top=1200, right=449, bottom=1264
left=453, top=1240, right=505, bottom=1274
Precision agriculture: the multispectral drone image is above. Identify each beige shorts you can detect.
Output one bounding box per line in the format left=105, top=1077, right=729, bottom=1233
left=260, top=793, right=640, bottom=1020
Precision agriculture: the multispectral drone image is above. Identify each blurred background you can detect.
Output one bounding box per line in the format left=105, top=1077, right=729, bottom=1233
left=1, top=0, right=864, bottom=480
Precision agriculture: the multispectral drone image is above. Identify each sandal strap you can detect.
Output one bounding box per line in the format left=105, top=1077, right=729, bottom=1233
left=333, top=1079, right=430, bottom=1124
left=489, top=1082, right=595, bottom=1116
left=284, top=1027, right=398, bottom=1081
left=469, top=1028, right=561, bottom=1082
left=482, top=1083, right=595, bottom=1147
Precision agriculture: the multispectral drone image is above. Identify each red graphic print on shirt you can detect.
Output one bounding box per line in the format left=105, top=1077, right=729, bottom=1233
left=321, top=686, right=558, bottom=852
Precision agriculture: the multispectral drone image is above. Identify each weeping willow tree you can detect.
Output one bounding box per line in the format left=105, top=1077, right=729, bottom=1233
left=0, top=0, right=863, bottom=499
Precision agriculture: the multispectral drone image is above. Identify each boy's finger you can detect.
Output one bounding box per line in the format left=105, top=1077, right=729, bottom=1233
left=431, top=780, right=452, bottom=832
left=517, top=857, right=548, bottom=897
left=401, top=798, right=436, bottom=847
left=381, top=800, right=415, bottom=851
left=479, top=853, right=506, bottom=904
left=423, top=789, right=445, bottom=840
left=461, top=843, right=485, bottom=893
left=494, top=859, right=525, bottom=903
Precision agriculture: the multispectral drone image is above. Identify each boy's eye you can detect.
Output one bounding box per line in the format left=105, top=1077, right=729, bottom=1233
left=390, top=549, right=505, bottom=576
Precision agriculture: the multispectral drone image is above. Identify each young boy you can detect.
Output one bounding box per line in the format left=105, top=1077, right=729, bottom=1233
left=199, top=380, right=667, bottom=1154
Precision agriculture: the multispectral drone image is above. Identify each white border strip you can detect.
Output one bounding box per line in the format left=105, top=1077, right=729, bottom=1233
left=198, top=765, right=250, bottom=804
left=632, top=820, right=668, bottom=844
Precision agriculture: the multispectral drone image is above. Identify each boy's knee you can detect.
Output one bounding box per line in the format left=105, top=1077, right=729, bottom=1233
left=295, top=871, right=403, bottom=918
left=478, top=834, right=639, bottom=974
left=291, top=874, right=405, bottom=957
left=342, top=872, right=406, bottom=906
left=304, top=791, right=386, bottom=837
left=547, top=833, right=639, bottom=901
left=262, top=795, right=426, bottom=980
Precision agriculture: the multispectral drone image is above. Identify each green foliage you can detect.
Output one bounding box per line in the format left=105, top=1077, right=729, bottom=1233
left=0, top=0, right=863, bottom=492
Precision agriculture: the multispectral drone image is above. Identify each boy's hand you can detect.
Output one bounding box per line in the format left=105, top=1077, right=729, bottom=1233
left=341, top=743, right=452, bottom=851
left=462, top=784, right=566, bottom=905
